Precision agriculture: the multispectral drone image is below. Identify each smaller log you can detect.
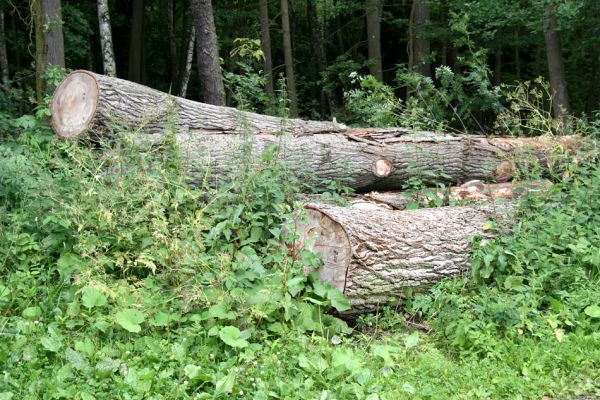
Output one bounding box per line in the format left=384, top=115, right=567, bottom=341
left=296, top=202, right=514, bottom=312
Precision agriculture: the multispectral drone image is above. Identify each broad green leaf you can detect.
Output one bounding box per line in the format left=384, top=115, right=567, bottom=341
left=404, top=331, right=420, bottom=349
left=219, top=326, right=249, bottom=348
left=286, top=276, right=306, bottom=297
left=115, top=309, right=145, bottom=333
left=81, top=287, right=107, bottom=309
left=214, top=371, right=236, bottom=396
left=208, top=303, right=237, bottom=320
left=584, top=305, right=600, bottom=318
left=327, top=288, right=351, bottom=312
left=65, top=348, right=90, bottom=372
left=22, top=306, right=41, bottom=320
left=0, top=284, right=10, bottom=303
left=41, top=335, right=62, bottom=352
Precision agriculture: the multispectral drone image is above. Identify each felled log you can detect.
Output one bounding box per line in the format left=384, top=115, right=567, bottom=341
left=50, top=70, right=347, bottom=139
left=296, top=202, right=514, bottom=312
left=171, top=130, right=577, bottom=191
left=50, top=71, right=584, bottom=191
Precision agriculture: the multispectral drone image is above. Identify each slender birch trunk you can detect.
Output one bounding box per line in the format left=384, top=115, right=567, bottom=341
left=179, top=26, right=195, bottom=98
left=97, top=0, right=116, bottom=77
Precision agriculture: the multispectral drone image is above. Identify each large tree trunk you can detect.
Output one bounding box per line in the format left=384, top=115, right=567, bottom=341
left=543, top=4, right=570, bottom=119
left=412, top=0, right=431, bottom=77
left=0, top=5, right=9, bottom=87
left=191, top=0, right=226, bottom=106
left=128, top=0, right=144, bottom=83
left=365, top=0, right=383, bottom=81
left=97, top=0, right=116, bottom=77
left=50, top=71, right=583, bottom=191
left=259, top=0, right=274, bottom=102
left=34, top=0, right=65, bottom=102
left=297, top=202, right=514, bottom=312
left=281, top=0, right=299, bottom=117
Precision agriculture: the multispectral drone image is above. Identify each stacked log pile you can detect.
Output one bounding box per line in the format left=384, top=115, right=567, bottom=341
left=51, top=71, right=584, bottom=312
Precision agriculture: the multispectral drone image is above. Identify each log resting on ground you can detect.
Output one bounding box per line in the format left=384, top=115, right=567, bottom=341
left=50, top=70, right=347, bottom=139
left=296, top=202, right=514, bottom=312
left=50, top=71, right=584, bottom=191
left=168, top=130, right=577, bottom=191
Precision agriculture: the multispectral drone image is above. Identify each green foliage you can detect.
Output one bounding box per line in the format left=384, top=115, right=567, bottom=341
left=408, top=152, right=600, bottom=359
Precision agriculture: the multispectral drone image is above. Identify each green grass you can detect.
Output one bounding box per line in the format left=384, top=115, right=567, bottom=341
left=0, top=117, right=599, bottom=399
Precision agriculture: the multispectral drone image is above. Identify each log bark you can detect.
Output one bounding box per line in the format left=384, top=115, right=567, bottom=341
left=296, top=202, right=514, bottom=312
left=50, top=70, right=346, bottom=139
left=50, top=71, right=584, bottom=191
left=302, top=180, right=550, bottom=210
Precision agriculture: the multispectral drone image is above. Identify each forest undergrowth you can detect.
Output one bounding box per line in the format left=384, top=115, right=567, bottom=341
left=1, top=86, right=599, bottom=399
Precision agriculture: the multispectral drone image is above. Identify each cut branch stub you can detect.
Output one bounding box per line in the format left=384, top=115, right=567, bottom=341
left=372, top=159, right=393, bottom=177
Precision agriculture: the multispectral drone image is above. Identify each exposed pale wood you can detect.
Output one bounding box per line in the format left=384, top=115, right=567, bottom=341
left=297, top=202, right=514, bottom=312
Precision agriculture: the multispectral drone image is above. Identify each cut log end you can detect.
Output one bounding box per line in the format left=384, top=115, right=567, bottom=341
left=300, top=207, right=351, bottom=292
left=50, top=71, right=99, bottom=139
left=372, top=159, right=393, bottom=177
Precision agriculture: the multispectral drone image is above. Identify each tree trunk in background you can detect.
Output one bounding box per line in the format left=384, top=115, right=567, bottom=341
left=514, top=29, right=521, bottom=81
left=412, top=0, right=431, bottom=77
left=494, top=49, right=502, bottom=86
left=128, top=0, right=144, bottom=83
left=259, top=0, right=274, bottom=102
left=543, top=4, right=570, bottom=119
left=365, top=0, right=383, bottom=81
left=297, top=203, right=513, bottom=312
left=281, top=0, right=299, bottom=116
left=178, top=26, right=195, bottom=98
left=97, top=0, right=116, bottom=77
left=191, top=0, right=226, bottom=106
left=166, top=0, right=178, bottom=85
left=34, top=0, right=65, bottom=102
left=307, top=0, right=336, bottom=115
left=0, top=5, right=9, bottom=86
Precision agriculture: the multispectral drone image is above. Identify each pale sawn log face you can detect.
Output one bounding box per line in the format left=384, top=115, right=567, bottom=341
left=300, top=203, right=514, bottom=312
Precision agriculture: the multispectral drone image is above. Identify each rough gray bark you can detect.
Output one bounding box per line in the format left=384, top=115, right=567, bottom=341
left=34, top=0, right=65, bottom=101
left=191, top=0, right=226, bottom=106
left=178, top=26, right=195, bottom=98
left=50, top=70, right=346, bottom=139
left=259, top=0, right=274, bottom=102
left=281, top=0, right=299, bottom=117
left=365, top=0, right=383, bottom=81
left=171, top=129, right=577, bottom=190
left=97, top=0, right=116, bottom=77
left=412, top=0, right=431, bottom=77
left=543, top=5, right=570, bottom=119
left=0, top=6, right=9, bottom=86
left=297, top=202, right=514, bottom=311
left=50, top=72, right=582, bottom=191
left=128, top=0, right=144, bottom=83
